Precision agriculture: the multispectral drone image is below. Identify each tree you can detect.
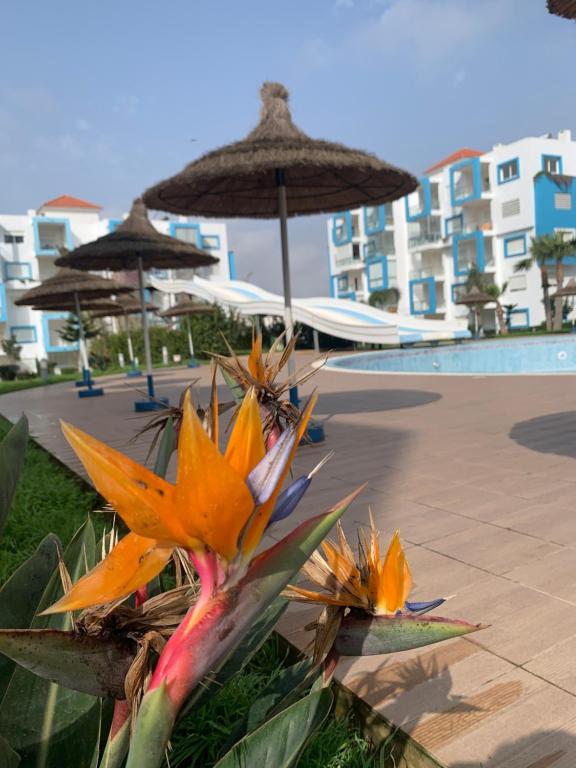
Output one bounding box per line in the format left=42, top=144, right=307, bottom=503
left=514, top=232, right=576, bottom=332
left=368, top=287, right=401, bottom=310
left=57, top=312, right=101, bottom=344
left=464, top=267, right=508, bottom=335
left=1, top=334, right=22, bottom=362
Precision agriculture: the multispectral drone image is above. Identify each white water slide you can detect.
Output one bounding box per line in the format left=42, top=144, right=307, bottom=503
left=150, top=275, right=470, bottom=345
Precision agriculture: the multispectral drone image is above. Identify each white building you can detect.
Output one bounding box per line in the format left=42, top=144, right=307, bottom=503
left=327, top=129, right=576, bottom=332
left=0, top=195, right=236, bottom=370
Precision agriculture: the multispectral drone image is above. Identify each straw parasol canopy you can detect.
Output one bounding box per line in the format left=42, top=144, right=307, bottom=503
left=90, top=295, right=156, bottom=318
left=158, top=298, right=215, bottom=318
left=55, top=199, right=218, bottom=408
left=547, top=0, right=576, bottom=19
left=142, top=82, right=417, bottom=218
left=55, top=198, right=218, bottom=271
left=551, top=278, right=576, bottom=298
left=15, top=268, right=132, bottom=308
left=455, top=286, right=496, bottom=306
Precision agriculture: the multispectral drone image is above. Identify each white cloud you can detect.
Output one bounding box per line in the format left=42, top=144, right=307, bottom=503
left=299, top=38, right=333, bottom=70
left=355, top=0, right=513, bottom=63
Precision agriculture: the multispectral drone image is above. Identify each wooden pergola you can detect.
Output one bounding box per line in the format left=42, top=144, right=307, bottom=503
left=548, top=0, right=576, bottom=19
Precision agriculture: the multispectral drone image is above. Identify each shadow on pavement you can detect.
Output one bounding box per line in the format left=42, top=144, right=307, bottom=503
left=510, top=411, right=576, bottom=458
left=315, top=389, right=442, bottom=415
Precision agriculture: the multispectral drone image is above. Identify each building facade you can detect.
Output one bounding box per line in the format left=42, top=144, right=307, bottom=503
left=0, top=195, right=235, bottom=370
left=327, top=129, right=576, bottom=331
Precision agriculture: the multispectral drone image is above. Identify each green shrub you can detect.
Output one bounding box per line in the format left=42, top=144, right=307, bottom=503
left=90, top=307, right=253, bottom=365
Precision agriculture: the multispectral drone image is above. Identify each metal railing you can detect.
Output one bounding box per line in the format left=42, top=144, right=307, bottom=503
left=408, top=233, right=443, bottom=248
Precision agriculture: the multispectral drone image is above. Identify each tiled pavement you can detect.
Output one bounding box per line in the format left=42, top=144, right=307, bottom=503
left=4, top=359, right=576, bottom=767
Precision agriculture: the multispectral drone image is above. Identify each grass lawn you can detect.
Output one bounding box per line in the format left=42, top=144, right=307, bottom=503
left=0, top=415, right=104, bottom=584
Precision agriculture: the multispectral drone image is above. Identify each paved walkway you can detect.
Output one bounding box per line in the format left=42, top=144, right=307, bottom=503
left=4, top=360, right=576, bottom=767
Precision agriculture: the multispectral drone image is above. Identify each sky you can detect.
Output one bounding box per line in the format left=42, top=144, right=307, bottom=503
left=1, top=0, right=575, bottom=296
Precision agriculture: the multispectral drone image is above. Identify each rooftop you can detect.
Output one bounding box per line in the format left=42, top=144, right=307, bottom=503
left=39, top=195, right=102, bottom=211
left=424, top=148, right=484, bottom=176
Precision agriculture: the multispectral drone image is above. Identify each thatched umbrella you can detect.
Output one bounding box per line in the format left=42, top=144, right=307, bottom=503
left=551, top=277, right=576, bottom=298
left=158, top=297, right=215, bottom=367
left=90, top=295, right=157, bottom=375
left=456, top=286, right=496, bottom=338
left=547, top=0, right=576, bottom=19
left=15, top=268, right=131, bottom=397
left=56, top=198, right=218, bottom=411
left=143, top=81, right=417, bottom=404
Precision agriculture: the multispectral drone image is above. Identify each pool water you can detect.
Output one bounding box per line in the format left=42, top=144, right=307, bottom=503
left=327, top=337, right=576, bottom=375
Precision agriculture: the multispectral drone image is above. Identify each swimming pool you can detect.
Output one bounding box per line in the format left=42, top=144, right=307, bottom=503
left=327, top=337, right=576, bottom=375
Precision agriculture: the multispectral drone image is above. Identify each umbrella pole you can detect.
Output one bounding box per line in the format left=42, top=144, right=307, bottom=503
left=186, top=315, right=198, bottom=368
left=138, top=257, right=155, bottom=399
left=74, top=291, right=90, bottom=386
left=276, top=169, right=298, bottom=407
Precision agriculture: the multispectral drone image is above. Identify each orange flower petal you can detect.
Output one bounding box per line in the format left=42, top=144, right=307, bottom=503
left=284, top=585, right=355, bottom=607
left=380, top=531, right=409, bottom=613
left=248, top=332, right=264, bottom=382
left=61, top=422, right=185, bottom=545
left=225, top=388, right=265, bottom=479
left=43, top=532, right=173, bottom=614
left=241, top=392, right=318, bottom=556
left=321, top=539, right=363, bottom=598
left=176, top=390, right=255, bottom=560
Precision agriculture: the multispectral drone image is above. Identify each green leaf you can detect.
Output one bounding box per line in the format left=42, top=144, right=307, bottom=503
left=98, top=715, right=130, bottom=768
left=0, top=629, right=134, bottom=698
left=0, top=734, right=20, bottom=768
left=213, top=688, right=333, bottom=768
left=153, top=417, right=175, bottom=479
left=0, top=534, right=60, bottom=702
left=245, top=659, right=315, bottom=733
left=0, top=519, right=99, bottom=755
left=334, top=613, right=486, bottom=656
left=221, top=369, right=244, bottom=404
left=0, top=415, right=29, bottom=539
left=127, top=488, right=363, bottom=768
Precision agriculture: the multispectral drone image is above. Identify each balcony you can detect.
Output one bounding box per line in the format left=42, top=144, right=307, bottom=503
left=33, top=218, right=71, bottom=256
left=408, top=233, right=443, bottom=249
left=450, top=158, right=491, bottom=206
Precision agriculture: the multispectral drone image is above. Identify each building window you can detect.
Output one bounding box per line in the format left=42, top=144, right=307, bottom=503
left=201, top=234, right=221, bottom=250
left=171, top=223, right=201, bottom=246
left=4, top=234, right=24, bottom=244
left=337, top=276, right=348, bottom=291
left=451, top=283, right=468, bottom=302
left=502, top=199, right=520, bottom=218
left=332, top=214, right=351, bottom=246
left=445, top=215, right=463, bottom=237
left=498, top=159, right=520, bottom=184
left=503, top=233, right=527, bottom=257
left=509, top=274, right=527, bottom=292
left=366, top=257, right=388, bottom=291
left=508, top=308, right=530, bottom=329
left=555, top=192, right=572, bottom=210
left=4, top=262, right=33, bottom=280
left=410, top=277, right=436, bottom=315
left=364, top=205, right=385, bottom=234
left=10, top=326, right=37, bottom=344
left=352, top=243, right=361, bottom=259
left=543, top=155, right=563, bottom=175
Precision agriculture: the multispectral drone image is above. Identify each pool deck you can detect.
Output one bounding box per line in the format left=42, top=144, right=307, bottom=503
left=4, top=357, right=576, bottom=767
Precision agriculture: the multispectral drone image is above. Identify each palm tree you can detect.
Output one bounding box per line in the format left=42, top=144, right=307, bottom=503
left=514, top=233, right=576, bottom=332
left=368, top=287, right=401, bottom=311
left=464, top=267, right=508, bottom=335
